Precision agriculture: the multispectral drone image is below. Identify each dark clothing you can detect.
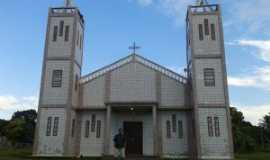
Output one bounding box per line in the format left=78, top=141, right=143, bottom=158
left=113, top=133, right=126, bottom=149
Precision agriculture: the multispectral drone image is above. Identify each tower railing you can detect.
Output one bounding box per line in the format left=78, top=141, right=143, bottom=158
left=189, top=4, right=219, bottom=13
left=50, top=7, right=84, bottom=24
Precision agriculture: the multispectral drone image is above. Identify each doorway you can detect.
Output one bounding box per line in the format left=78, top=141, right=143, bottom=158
left=123, top=121, right=143, bottom=156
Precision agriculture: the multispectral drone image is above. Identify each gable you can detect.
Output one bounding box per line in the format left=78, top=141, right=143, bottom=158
left=80, top=54, right=187, bottom=85
left=80, top=54, right=188, bottom=108
left=110, top=61, right=157, bottom=102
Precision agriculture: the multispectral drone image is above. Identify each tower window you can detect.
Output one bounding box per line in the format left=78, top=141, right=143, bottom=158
left=91, top=114, right=96, bottom=132
left=214, top=117, right=220, bottom=137
left=178, top=120, right=183, bottom=139
left=53, top=26, right=58, bottom=42
left=204, top=19, right=209, bottom=35
left=53, top=117, right=59, bottom=136
left=64, top=26, right=70, bottom=42
left=75, top=74, right=79, bottom=91
left=52, top=70, right=63, bottom=88
left=207, top=117, right=214, bottom=137
left=198, top=24, right=204, bottom=41
left=71, top=119, right=75, bottom=137
left=80, top=35, right=83, bottom=49
left=96, top=120, right=101, bottom=138
left=46, top=117, right=52, bottom=136
left=204, top=68, right=215, bottom=87
left=172, top=114, right=177, bottom=132
left=85, top=120, right=90, bottom=138
left=166, top=120, right=171, bottom=139
left=211, top=24, right=216, bottom=40
left=59, top=21, right=64, bottom=37
left=77, top=30, right=79, bottom=46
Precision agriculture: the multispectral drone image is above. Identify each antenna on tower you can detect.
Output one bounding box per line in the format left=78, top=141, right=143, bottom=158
left=194, top=0, right=214, bottom=12
left=196, top=0, right=209, bottom=6
left=64, top=0, right=73, bottom=7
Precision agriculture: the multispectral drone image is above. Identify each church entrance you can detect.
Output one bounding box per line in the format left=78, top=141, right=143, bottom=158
left=123, top=121, right=143, bottom=156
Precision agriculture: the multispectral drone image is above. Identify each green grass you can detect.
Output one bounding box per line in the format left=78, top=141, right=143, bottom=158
left=0, top=148, right=100, bottom=160
left=235, top=151, right=270, bottom=160
left=0, top=148, right=32, bottom=160
left=0, top=148, right=270, bottom=160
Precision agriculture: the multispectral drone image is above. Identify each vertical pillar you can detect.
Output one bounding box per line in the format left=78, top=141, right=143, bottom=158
left=157, top=110, right=163, bottom=156
left=104, top=105, right=111, bottom=155
left=152, top=105, right=158, bottom=156
left=74, top=112, right=82, bottom=156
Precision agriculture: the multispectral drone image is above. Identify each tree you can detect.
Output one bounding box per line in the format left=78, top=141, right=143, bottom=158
left=5, top=118, right=26, bottom=145
left=0, top=119, right=8, bottom=136
left=230, top=107, right=259, bottom=152
left=11, top=109, right=37, bottom=122
left=5, top=109, right=37, bottom=145
left=260, top=113, right=270, bottom=131
left=259, top=112, right=270, bottom=146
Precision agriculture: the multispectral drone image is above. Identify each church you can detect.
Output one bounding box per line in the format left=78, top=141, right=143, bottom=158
left=33, top=0, right=234, bottom=159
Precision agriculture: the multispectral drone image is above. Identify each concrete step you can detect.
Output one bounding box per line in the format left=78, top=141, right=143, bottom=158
left=125, top=158, right=158, bottom=160
left=101, top=156, right=159, bottom=160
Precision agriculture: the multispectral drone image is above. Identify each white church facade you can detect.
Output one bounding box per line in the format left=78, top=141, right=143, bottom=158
left=33, top=0, right=234, bottom=159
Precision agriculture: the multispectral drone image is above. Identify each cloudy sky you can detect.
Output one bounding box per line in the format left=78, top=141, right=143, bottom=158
left=0, top=0, right=269, bottom=125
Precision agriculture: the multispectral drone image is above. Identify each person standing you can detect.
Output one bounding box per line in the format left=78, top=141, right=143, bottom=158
left=113, top=128, right=126, bottom=159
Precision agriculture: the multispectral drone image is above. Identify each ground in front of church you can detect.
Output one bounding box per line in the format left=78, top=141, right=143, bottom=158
left=0, top=148, right=270, bottom=160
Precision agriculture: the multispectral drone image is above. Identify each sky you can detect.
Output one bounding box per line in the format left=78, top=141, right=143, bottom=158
left=0, top=0, right=269, bottom=125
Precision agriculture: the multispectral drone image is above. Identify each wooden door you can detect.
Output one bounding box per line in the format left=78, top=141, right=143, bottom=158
left=123, top=121, right=143, bottom=156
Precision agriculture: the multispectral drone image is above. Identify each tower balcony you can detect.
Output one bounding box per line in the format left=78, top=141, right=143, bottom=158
left=49, top=7, right=84, bottom=24
left=188, top=4, right=219, bottom=15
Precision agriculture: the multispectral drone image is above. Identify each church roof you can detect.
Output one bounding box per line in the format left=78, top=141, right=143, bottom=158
left=80, top=54, right=187, bottom=84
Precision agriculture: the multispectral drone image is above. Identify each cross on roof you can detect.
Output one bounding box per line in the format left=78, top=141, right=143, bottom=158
left=129, top=42, right=141, bottom=54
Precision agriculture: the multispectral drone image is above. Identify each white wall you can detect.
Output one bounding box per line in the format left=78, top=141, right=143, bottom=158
left=160, top=75, right=186, bottom=107
left=71, top=64, right=81, bottom=107
left=198, top=108, right=231, bottom=159
left=194, top=59, right=225, bottom=105
left=80, top=111, right=106, bottom=156
left=42, top=61, right=70, bottom=105
left=66, top=110, right=77, bottom=155
left=74, top=21, right=84, bottom=66
left=81, top=61, right=188, bottom=108
left=161, top=111, right=189, bottom=158
left=82, top=75, right=105, bottom=107
left=47, top=17, right=75, bottom=58
left=37, top=108, right=66, bottom=156
left=110, top=62, right=156, bottom=102
left=191, top=14, right=221, bottom=56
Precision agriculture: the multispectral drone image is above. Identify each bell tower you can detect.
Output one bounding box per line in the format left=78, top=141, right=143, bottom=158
left=186, top=0, right=234, bottom=159
left=33, top=0, right=84, bottom=156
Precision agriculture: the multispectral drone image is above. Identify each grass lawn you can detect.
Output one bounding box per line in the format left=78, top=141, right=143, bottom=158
left=0, top=148, right=270, bottom=160
left=0, top=148, right=32, bottom=160
left=235, top=151, right=270, bottom=160
left=0, top=148, right=100, bottom=160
